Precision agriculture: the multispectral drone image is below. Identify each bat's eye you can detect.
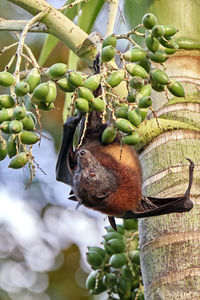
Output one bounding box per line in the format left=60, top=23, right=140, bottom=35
left=79, top=150, right=85, bottom=156
left=89, top=171, right=96, bottom=177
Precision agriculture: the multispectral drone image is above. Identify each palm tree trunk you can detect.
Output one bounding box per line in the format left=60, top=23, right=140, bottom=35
left=123, top=1, right=200, bottom=298
left=139, top=50, right=200, bottom=299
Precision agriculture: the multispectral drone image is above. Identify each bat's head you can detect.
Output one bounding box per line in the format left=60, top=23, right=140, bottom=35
left=73, top=149, right=117, bottom=208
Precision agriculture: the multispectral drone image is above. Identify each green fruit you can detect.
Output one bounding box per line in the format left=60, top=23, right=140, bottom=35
left=6, top=134, right=17, bottom=158
left=130, top=76, right=144, bottom=89
left=8, top=152, right=29, bottom=169
left=90, top=98, right=105, bottom=112
left=139, top=108, right=148, bottom=121
left=0, top=71, right=15, bottom=87
left=158, top=37, right=177, bottom=49
left=128, top=109, right=142, bottom=127
left=25, top=68, right=40, bottom=93
left=109, top=253, right=127, bottom=268
left=152, top=69, right=170, bottom=85
left=68, top=72, right=84, bottom=87
left=164, top=43, right=178, bottom=54
left=138, top=57, right=151, bottom=73
left=9, top=120, right=23, bottom=133
left=115, top=107, right=128, bottom=119
left=83, top=74, right=101, bottom=91
left=123, top=219, right=138, bottom=230
left=89, top=281, right=107, bottom=295
left=0, top=95, right=15, bottom=108
left=105, top=224, right=125, bottom=234
left=136, top=84, right=152, bottom=100
left=132, top=281, right=139, bottom=290
left=75, top=98, right=89, bottom=113
left=45, top=81, right=57, bottom=103
left=115, top=118, right=136, bottom=133
left=104, top=232, right=123, bottom=242
left=123, top=48, right=147, bottom=62
left=101, top=126, right=117, bottom=144
left=26, top=112, right=37, bottom=125
left=107, top=69, right=124, bottom=88
left=56, top=78, right=75, bottom=92
left=129, top=250, right=140, bottom=265
left=151, top=79, right=165, bottom=92
left=126, top=90, right=137, bottom=103
left=38, top=102, right=54, bottom=111
left=14, top=82, right=30, bottom=97
left=103, top=241, right=112, bottom=255
left=151, top=25, right=165, bottom=38
left=33, top=82, right=49, bottom=100
left=101, top=45, right=116, bottom=62
left=19, top=131, right=40, bottom=145
left=0, top=138, right=7, bottom=160
left=46, top=63, right=67, bottom=79
left=107, top=238, right=125, bottom=253
left=167, top=81, right=185, bottom=97
left=121, top=265, right=136, bottom=281
left=0, top=121, right=10, bottom=133
left=103, top=273, right=117, bottom=288
left=163, top=24, right=178, bottom=37
left=142, top=13, right=157, bottom=29
left=0, top=108, right=14, bottom=123
left=87, top=246, right=105, bottom=258
left=138, top=96, right=152, bottom=108
left=116, top=277, right=131, bottom=294
left=123, top=132, right=140, bottom=145
left=86, top=270, right=99, bottom=290
left=145, top=36, right=159, bottom=52
left=86, top=251, right=104, bottom=268
left=13, top=106, right=26, bottom=120
left=125, top=64, right=148, bottom=79
left=148, top=50, right=168, bottom=63
left=77, top=87, right=94, bottom=101
left=21, top=115, right=35, bottom=131
left=102, top=34, right=117, bottom=48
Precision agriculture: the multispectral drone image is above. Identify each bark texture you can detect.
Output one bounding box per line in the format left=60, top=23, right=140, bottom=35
left=139, top=51, right=200, bottom=299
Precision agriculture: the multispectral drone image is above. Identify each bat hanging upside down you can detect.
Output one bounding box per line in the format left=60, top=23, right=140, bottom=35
left=56, top=103, right=194, bottom=229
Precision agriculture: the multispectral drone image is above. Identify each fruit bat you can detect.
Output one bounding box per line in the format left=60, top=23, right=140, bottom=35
left=56, top=106, right=194, bottom=229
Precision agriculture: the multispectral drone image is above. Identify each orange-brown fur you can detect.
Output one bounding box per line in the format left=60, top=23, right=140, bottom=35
left=82, top=140, right=142, bottom=216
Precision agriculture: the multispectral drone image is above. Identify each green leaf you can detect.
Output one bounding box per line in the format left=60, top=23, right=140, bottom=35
left=38, top=35, right=58, bottom=66
left=123, top=0, right=200, bottom=49
left=78, top=0, right=105, bottom=33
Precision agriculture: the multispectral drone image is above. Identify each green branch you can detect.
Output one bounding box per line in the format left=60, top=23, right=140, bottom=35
left=7, top=0, right=99, bottom=67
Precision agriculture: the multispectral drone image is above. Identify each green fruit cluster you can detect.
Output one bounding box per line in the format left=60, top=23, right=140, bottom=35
left=86, top=219, right=144, bottom=299
left=0, top=12, right=185, bottom=171
left=0, top=103, right=39, bottom=168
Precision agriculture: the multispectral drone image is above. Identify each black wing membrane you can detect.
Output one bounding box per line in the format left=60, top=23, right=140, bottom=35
left=56, top=113, right=82, bottom=185
left=122, top=159, right=194, bottom=219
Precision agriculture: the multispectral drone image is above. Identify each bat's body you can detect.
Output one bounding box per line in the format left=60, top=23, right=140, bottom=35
left=56, top=109, right=194, bottom=228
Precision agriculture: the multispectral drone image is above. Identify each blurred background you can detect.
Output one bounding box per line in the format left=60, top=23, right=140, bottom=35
left=0, top=0, right=128, bottom=299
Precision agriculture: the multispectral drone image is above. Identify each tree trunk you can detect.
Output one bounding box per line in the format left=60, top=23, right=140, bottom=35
left=139, top=50, right=200, bottom=299
left=124, top=0, right=200, bottom=298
